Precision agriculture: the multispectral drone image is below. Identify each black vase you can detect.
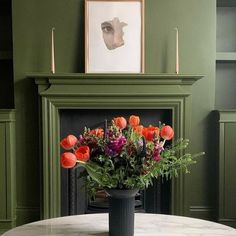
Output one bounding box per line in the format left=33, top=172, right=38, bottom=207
left=105, top=188, right=139, bottom=236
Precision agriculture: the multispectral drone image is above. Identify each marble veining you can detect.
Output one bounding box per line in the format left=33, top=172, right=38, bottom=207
left=2, top=213, right=236, bottom=236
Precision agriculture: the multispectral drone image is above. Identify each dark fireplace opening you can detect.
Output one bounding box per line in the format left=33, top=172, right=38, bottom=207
left=60, top=109, right=172, bottom=216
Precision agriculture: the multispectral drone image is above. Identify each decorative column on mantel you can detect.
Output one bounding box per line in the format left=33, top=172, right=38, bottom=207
left=28, top=73, right=203, bottom=219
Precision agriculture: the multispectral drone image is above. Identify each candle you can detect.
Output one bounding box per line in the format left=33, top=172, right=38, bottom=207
left=175, top=27, right=179, bottom=74
left=51, top=27, right=55, bottom=74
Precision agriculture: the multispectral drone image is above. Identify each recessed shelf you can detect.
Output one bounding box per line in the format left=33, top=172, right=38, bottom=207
left=216, top=61, right=236, bottom=109
left=216, top=52, right=236, bottom=61
left=216, top=6, right=236, bottom=52
left=216, top=2, right=236, bottom=110
left=217, top=0, right=236, bottom=7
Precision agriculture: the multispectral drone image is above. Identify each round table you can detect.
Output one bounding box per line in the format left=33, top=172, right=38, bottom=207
left=2, top=213, right=236, bottom=236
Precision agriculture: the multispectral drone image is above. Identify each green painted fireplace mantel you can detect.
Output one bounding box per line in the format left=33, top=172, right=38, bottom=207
left=28, top=73, right=203, bottom=219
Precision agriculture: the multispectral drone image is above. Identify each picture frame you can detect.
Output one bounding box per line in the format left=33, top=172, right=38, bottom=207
left=85, top=0, right=145, bottom=73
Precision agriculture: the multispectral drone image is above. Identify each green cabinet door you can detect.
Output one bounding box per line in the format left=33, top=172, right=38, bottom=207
left=0, top=110, right=16, bottom=235
left=218, top=110, right=236, bottom=228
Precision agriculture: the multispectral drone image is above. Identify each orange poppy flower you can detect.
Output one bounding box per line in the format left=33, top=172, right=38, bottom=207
left=90, top=128, right=104, bottom=138
left=142, top=126, right=159, bottom=141
left=133, top=125, right=144, bottom=135
left=113, top=117, right=127, bottom=129
left=75, top=146, right=90, bottom=162
left=61, top=152, right=77, bottom=168
left=60, top=134, right=78, bottom=150
left=129, top=115, right=140, bottom=127
left=160, top=125, right=174, bottom=140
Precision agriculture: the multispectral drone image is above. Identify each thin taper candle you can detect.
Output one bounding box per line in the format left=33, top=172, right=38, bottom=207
left=51, top=27, right=55, bottom=74
left=175, top=27, right=179, bottom=74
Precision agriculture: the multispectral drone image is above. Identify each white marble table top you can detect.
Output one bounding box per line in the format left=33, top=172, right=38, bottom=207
left=2, top=213, right=236, bottom=236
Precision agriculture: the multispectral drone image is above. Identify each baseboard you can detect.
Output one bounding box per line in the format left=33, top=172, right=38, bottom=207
left=189, top=206, right=216, bottom=220
left=0, top=219, right=16, bottom=235
left=0, top=228, right=8, bottom=236
left=218, top=218, right=236, bottom=229
left=16, top=206, right=40, bottom=226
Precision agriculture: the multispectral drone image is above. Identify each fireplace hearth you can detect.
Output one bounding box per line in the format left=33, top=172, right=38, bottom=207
left=31, top=73, right=203, bottom=219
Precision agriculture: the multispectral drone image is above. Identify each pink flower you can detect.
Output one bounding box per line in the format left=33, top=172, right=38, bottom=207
left=105, top=135, right=126, bottom=157
left=153, top=142, right=164, bottom=162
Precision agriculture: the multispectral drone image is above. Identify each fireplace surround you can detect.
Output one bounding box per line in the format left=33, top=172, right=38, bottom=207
left=30, top=73, right=203, bottom=219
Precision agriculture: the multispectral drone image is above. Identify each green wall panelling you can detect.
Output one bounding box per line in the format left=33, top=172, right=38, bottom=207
left=0, top=123, right=6, bottom=219
left=12, top=0, right=216, bottom=225
left=0, top=110, right=16, bottom=234
left=218, top=110, right=236, bottom=228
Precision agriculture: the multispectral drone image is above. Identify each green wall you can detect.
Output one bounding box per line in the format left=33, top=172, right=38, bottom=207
left=11, top=0, right=216, bottom=225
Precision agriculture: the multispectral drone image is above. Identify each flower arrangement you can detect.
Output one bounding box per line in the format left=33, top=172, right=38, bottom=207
left=60, top=115, right=204, bottom=194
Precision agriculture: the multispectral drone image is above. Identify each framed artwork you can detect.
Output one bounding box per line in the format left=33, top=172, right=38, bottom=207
left=85, top=0, right=145, bottom=73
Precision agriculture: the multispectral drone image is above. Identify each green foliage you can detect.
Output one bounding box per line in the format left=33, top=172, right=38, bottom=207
left=82, top=138, right=204, bottom=194
left=61, top=117, right=205, bottom=196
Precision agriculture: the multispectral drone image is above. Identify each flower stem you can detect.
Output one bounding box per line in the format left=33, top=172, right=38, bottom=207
left=162, top=139, right=166, bottom=147
left=76, top=160, right=86, bottom=165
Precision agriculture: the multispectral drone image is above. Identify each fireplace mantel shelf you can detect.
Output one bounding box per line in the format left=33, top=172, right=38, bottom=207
left=28, top=73, right=203, bottom=86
